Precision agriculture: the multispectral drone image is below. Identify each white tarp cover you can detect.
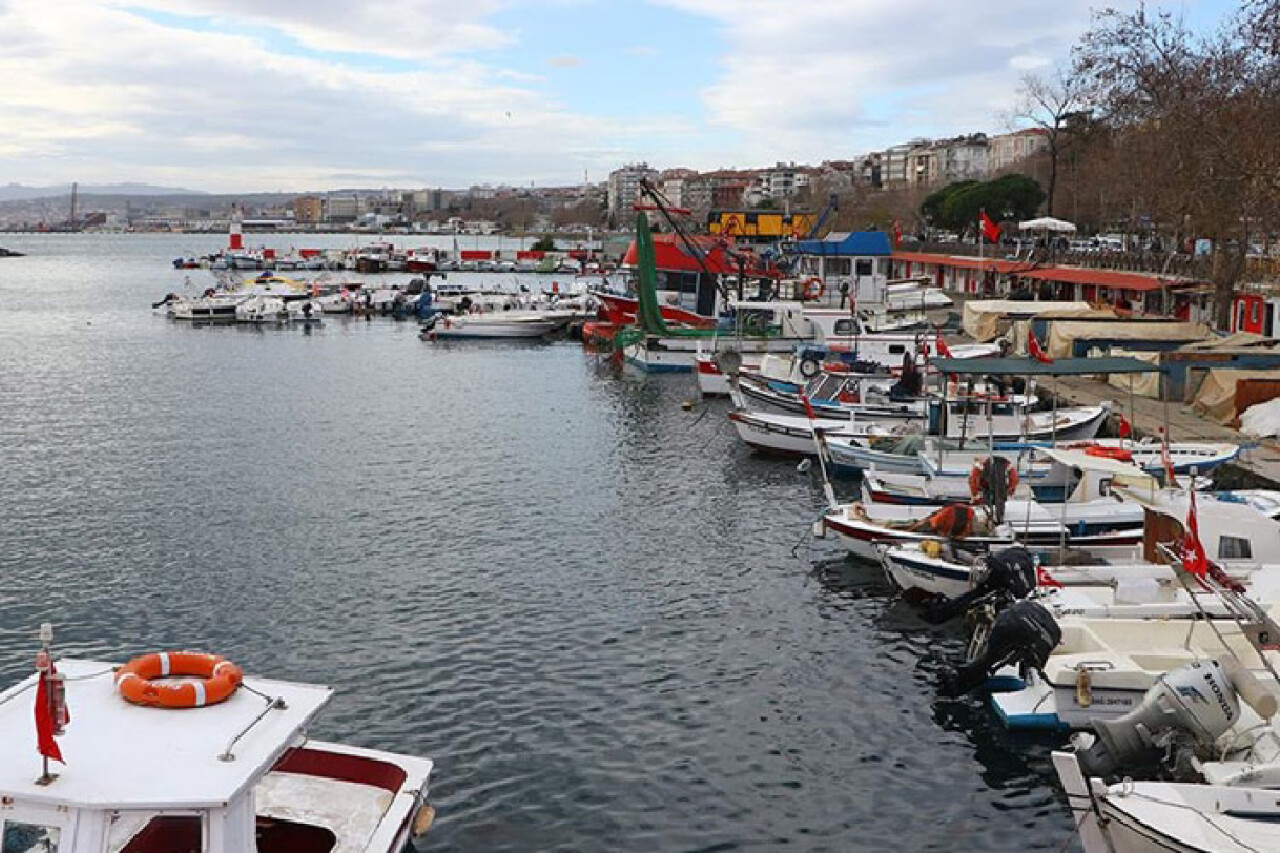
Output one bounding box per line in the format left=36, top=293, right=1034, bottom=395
left=1241, top=397, right=1280, bottom=438
left=1178, top=332, right=1280, bottom=352
left=1036, top=447, right=1158, bottom=493
left=962, top=299, right=1094, bottom=342
left=1018, top=217, right=1078, bottom=233
left=1192, top=369, right=1280, bottom=424
left=1045, top=320, right=1211, bottom=359
left=1106, top=350, right=1163, bottom=398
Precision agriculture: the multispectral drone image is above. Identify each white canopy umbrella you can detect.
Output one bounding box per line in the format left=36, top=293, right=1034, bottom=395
left=1018, top=216, right=1077, bottom=233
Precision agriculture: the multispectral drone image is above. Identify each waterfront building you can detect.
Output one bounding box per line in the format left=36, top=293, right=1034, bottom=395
left=326, top=194, right=361, bottom=223
left=293, top=195, right=324, bottom=225
left=882, top=144, right=911, bottom=187
left=938, top=134, right=989, bottom=183
left=989, top=128, right=1051, bottom=172
left=606, top=162, right=659, bottom=222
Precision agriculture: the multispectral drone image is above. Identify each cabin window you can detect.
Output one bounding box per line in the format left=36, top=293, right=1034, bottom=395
left=3, top=821, right=61, bottom=853
left=877, top=258, right=889, bottom=275
left=855, top=259, right=873, bottom=277
left=1218, top=536, right=1252, bottom=560
left=110, top=814, right=203, bottom=853
left=888, top=344, right=906, bottom=355
left=833, top=319, right=856, bottom=335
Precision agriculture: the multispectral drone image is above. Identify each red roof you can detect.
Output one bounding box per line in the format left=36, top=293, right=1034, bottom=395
left=892, top=251, right=1027, bottom=275
left=891, top=251, right=1191, bottom=292
left=1020, top=267, right=1175, bottom=292
left=623, top=233, right=751, bottom=275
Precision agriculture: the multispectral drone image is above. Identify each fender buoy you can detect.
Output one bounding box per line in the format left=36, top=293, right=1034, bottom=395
left=116, top=651, right=242, bottom=709
left=803, top=277, right=825, bottom=300
left=1085, top=445, right=1134, bottom=462
left=799, top=356, right=820, bottom=379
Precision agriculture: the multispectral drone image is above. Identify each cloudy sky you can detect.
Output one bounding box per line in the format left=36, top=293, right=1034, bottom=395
left=0, top=0, right=1232, bottom=192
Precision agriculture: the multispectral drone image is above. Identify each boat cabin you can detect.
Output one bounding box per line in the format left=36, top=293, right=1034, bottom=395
left=0, top=659, right=432, bottom=853
left=784, top=231, right=894, bottom=308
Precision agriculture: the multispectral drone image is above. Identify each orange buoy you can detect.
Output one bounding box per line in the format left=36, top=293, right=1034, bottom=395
left=116, top=651, right=243, bottom=709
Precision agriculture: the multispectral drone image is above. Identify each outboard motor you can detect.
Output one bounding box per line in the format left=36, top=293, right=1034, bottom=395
left=919, top=546, right=1036, bottom=625
left=940, top=599, right=1061, bottom=696
left=1074, top=658, right=1278, bottom=781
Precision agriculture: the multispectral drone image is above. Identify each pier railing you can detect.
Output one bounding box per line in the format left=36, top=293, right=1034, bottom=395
left=903, top=241, right=1279, bottom=284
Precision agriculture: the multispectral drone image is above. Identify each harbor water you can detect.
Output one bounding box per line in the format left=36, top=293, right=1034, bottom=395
left=0, top=233, right=1075, bottom=851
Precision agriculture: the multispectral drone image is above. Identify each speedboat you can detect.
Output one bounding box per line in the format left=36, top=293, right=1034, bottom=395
left=420, top=312, right=563, bottom=340
left=0, top=631, right=434, bottom=853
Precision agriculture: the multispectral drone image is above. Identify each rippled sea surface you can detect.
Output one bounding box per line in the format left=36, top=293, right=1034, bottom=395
left=0, top=233, right=1077, bottom=851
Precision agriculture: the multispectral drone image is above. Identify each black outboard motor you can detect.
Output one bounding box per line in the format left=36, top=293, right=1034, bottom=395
left=939, top=599, right=1061, bottom=696
left=919, top=546, right=1036, bottom=625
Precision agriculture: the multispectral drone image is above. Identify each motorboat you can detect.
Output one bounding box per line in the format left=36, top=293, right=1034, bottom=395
left=0, top=631, right=434, bottom=853
left=1053, top=658, right=1280, bottom=852
left=420, top=312, right=563, bottom=340
left=818, top=449, right=1152, bottom=562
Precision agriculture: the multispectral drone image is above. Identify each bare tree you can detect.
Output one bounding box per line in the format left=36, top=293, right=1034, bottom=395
left=1073, top=1, right=1280, bottom=328
left=1014, top=66, right=1089, bottom=217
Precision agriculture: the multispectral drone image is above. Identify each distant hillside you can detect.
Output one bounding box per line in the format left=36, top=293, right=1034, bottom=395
left=0, top=183, right=207, bottom=202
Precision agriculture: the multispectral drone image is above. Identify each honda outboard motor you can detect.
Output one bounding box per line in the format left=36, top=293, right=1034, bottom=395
left=1075, top=658, right=1278, bottom=781
left=940, top=599, right=1061, bottom=696
left=919, top=546, right=1036, bottom=625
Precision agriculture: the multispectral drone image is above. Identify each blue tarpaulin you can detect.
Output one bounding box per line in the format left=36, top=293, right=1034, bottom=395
left=789, top=231, right=892, bottom=257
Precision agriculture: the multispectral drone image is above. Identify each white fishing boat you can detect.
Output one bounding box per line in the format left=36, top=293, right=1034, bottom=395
left=819, top=450, right=1151, bottom=562
left=0, top=630, right=434, bottom=853
left=420, top=312, right=562, bottom=340
left=727, top=409, right=905, bottom=457
left=877, top=464, right=1280, bottom=599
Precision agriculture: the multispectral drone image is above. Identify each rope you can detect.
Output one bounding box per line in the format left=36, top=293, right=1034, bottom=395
left=1122, top=790, right=1266, bottom=853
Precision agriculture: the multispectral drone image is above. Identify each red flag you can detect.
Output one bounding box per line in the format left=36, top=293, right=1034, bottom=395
left=1027, top=329, right=1053, bottom=363
left=1182, top=489, right=1208, bottom=576
left=1116, top=415, right=1132, bottom=438
left=1036, top=566, right=1064, bottom=588
left=935, top=330, right=953, bottom=359
left=980, top=210, right=1000, bottom=244
left=35, top=658, right=66, bottom=764
left=800, top=392, right=818, bottom=421
left=892, top=220, right=903, bottom=248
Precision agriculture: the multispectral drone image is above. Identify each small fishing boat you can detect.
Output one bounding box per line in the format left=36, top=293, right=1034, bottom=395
left=0, top=628, right=434, bottom=853
left=420, top=312, right=563, bottom=340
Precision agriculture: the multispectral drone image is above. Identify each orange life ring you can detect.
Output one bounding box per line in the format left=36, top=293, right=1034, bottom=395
left=116, top=651, right=243, bottom=709
left=803, top=277, right=824, bottom=300
left=1084, top=445, right=1133, bottom=462
left=968, top=458, right=1018, bottom=501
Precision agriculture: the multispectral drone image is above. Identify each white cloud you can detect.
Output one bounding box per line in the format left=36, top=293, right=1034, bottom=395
left=653, top=0, right=1137, bottom=163
left=0, top=0, right=685, bottom=190
left=546, top=54, right=583, bottom=68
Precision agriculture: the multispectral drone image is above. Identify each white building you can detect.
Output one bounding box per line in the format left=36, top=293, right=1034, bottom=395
left=607, top=162, right=659, bottom=221
left=938, top=134, right=989, bottom=183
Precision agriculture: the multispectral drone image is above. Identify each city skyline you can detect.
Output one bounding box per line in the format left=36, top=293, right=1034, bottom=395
left=0, top=0, right=1233, bottom=193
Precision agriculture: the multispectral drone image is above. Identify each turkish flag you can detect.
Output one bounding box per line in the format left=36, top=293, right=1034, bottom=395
left=1182, top=489, right=1209, bottom=576
left=980, top=210, right=1000, bottom=244
left=35, top=662, right=66, bottom=764
left=935, top=330, right=952, bottom=358
left=1028, top=329, right=1053, bottom=363
left=1036, top=566, right=1064, bottom=588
